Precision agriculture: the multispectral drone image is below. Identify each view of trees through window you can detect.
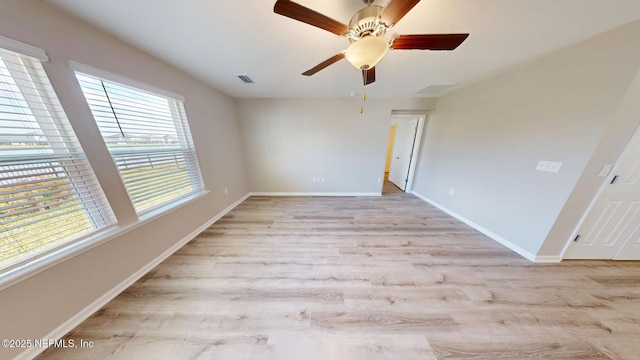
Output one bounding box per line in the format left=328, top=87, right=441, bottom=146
left=0, top=45, right=204, bottom=270
left=0, top=49, right=114, bottom=268
left=75, top=73, right=204, bottom=214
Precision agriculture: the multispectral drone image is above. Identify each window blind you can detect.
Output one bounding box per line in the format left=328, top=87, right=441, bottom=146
left=75, top=73, right=204, bottom=214
left=0, top=47, right=115, bottom=269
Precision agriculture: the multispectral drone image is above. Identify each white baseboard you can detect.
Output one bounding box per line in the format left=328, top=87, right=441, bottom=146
left=533, top=255, right=562, bottom=263
left=411, top=191, right=540, bottom=262
left=16, top=193, right=250, bottom=360
left=250, top=192, right=381, bottom=197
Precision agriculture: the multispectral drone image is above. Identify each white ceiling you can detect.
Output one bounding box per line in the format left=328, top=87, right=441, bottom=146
left=45, top=0, right=640, bottom=99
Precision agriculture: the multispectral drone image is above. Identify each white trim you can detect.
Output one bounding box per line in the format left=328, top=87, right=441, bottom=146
left=0, top=35, right=48, bottom=61
left=67, top=60, right=185, bottom=101
left=399, top=114, right=427, bottom=193
left=406, top=115, right=426, bottom=192
left=138, top=190, right=209, bottom=223
left=250, top=192, right=381, bottom=197
left=15, top=192, right=250, bottom=360
left=534, top=255, right=562, bottom=263
left=411, top=191, right=538, bottom=262
left=385, top=112, right=429, bottom=193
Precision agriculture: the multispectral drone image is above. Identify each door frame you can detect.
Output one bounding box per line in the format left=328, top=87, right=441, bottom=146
left=387, top=111, right=428, bottom=193
left=561, top=121, right=640, bottom=259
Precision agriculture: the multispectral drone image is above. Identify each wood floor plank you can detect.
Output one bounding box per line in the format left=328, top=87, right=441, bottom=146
left=36, top=182, right=639, bottom=359
left=429, top=340, right=612, bottom=360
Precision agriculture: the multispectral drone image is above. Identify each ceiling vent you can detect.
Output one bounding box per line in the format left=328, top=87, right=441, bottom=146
left=236, top=74, right=254, bottom=84
left=417, top=83, right=456, bottom=95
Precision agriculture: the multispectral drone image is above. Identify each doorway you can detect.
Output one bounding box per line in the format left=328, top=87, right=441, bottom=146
left=563, top=123, right=640, bottom=260
left=384, top=113, right=426, bottom=193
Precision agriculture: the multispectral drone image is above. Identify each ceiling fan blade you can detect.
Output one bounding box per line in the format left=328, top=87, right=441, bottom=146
left=274, top=0, right=349, bottom=36
left=391, top=34, right=469, bottom=50
left=381, top=0, right=420, bottom=26
left=302, top=53, right=345, bottom=76
left=362, top=67, right=376, bottom=85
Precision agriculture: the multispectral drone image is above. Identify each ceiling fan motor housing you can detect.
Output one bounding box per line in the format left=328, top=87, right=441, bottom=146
left=347, top=5, right=390, bottom=42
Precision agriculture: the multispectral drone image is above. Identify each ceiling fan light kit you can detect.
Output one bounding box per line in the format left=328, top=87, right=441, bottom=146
left=274, top=0, right=468, bottom=86
left=344, top=36, right=390, bottom=70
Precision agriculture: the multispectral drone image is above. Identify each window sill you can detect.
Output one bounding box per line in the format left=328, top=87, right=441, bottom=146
left=0, top=190, right=210, bottom=291
left=137, top=190, right=209, bottom=223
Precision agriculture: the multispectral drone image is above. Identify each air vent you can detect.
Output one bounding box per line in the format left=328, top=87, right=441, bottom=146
left=417, top=83, right=456, bottom=95
left=236, top=74, right=254, bottom=84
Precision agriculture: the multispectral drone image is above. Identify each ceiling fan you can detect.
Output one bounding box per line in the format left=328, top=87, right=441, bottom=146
left=273, top=0, right=469, bottom=86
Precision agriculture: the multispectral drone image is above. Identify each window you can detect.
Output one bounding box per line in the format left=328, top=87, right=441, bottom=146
left=0, top=47, right=115, bottom=269
left=75, top=72, right=204, bottom=214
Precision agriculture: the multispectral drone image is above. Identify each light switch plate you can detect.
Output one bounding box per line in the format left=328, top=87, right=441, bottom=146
left=598, top=164, right=613, bottom=177
left=536, top=160, right=562, bottom=173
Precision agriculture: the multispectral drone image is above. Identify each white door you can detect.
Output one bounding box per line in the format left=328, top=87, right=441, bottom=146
left=612, top=126, right=640, bottom=259
left=388, top=118, right=418, bottom=191
left=564, top=125, right=640, bottom=259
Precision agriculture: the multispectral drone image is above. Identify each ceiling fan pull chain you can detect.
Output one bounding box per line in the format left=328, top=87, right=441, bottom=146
left=360, top=73, right=367, bottom=114
left=361, top=92, right=366, bottom=114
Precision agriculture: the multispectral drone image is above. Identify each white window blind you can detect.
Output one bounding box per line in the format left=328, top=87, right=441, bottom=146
left=75, top=72, right=204, bottom=214
left=0, top=47, right=115, bottom=269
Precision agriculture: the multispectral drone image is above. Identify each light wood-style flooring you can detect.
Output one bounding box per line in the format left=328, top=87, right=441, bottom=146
left=38, top=182, right=640, bottom=359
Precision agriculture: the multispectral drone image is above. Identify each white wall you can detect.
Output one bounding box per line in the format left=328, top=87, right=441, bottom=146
left=0, top=1, right=248, bottom=358
left=411, top=20, right=640, bottom=258
left=237, top=98, right=436, bottom=194
left=2, top=2, right=639, bottom=358
left=540, top=70, right=640, bottom=257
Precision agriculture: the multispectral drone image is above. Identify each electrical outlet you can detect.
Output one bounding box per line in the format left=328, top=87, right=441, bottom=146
left=223, top=188, right=228, bottom=195
left=449, top=188, right=454, bottom=195
left=377, top=177, right=382, bottom=183
left=321, top=177, right=325, bottom=183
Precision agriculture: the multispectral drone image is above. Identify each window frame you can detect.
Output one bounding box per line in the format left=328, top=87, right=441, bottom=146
left=70, top=61, right=207, bottom=217
left=0, top=41, right=117, bottom=277
left=0, top=42, right=211, bottom=290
